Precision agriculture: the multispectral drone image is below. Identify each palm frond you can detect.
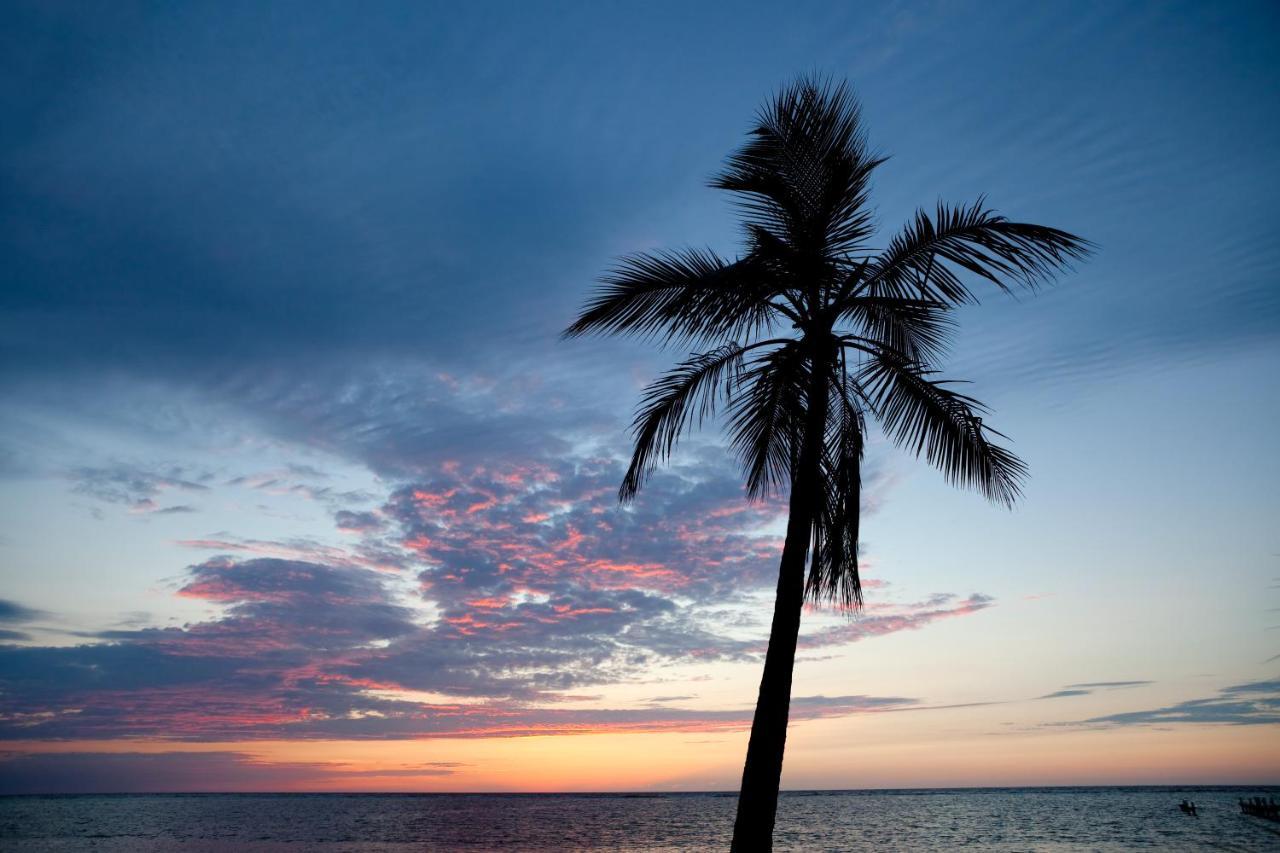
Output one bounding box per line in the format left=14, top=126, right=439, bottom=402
left=620, top=343, right=747, bottom=501
left=727, top=342, right=809, bottom=500
left=564, top=249, right=778, bottom=346
left=841, top=295, right=954, bottom=365
left=808, top=375, right=865, bottom=609
left=859, top=353, right=1026, bottom=506
left=712, top=77, right=885, bottom=256
left=862, top=200, right=1092, bottom=305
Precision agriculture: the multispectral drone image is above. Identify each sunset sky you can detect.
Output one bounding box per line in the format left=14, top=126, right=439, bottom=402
left=1, top=1, right=1277, bottom=794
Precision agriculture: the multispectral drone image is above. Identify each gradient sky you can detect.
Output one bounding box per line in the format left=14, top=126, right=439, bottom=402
left=1, top=0, right=1278, bottom=794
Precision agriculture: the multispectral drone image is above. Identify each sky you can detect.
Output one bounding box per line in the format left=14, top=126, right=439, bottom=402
left=1, top=0, right=1278, bottom=794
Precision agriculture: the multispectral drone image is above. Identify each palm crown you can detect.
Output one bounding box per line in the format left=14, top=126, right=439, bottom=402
left=566, top=79, right=1089, bottom=611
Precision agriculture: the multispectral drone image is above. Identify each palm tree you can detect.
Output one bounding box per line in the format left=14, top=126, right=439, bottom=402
left=565, top=78, right=1089, bottom=850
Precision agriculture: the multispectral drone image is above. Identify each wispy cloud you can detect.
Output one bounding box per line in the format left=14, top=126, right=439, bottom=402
left=0, top=600, right=44, bottom=624
left=1036, top=681, right=1153, bottom=700
left=335, top=510, right=385, bottom=533
left=0, top=600, right=46, bottom=643
left=70, top=463, right=211, bottom=515
left=1061, top=680, right=1280, bottom=728
left=799, top=594, right=995, bottom=649
left=0, top=751, right=465, bottom=794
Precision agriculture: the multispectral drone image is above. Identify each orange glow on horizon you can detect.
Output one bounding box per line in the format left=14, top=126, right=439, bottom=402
left=9, top=718, right=1278, bottom=793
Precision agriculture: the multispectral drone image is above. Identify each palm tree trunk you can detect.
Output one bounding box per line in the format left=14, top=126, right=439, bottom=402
left=730, top=358, right=830, bottom=851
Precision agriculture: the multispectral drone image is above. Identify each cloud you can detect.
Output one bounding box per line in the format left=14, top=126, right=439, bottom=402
left=798, top=594, right=995, bottom=649
left=0, top=453, right=991, bottom=741
left=1064, top=680, right=1280, bottom=728
left=0, top=600, right=44, bottom=642
left=0, top=689, right=930, bottom=792
left=385, top=453, right=788, bottom=600
left=176, top=534, right=410, bottom=574
left=334, top=510, right=385, bottom=533
left=0, top=600, right=44, bottom=624
left=69, top=463, right=210, bottom=514
left=226, top=468, right=373, bottom=508
left=1037, top=681, right=1152, bottom=700
left=219, top=366, right=600, bottom=480
left=0, top=751, right=463, bottom=794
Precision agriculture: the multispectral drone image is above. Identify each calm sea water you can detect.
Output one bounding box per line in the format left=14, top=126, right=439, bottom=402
left=2, top=787, right=1278, bottom=851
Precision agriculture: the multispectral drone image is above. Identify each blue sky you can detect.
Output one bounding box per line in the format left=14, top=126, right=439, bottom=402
left=1, top=0, right=1277, bottom=792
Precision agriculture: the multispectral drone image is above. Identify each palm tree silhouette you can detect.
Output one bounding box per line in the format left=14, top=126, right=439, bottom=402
left=566, top=77, right=1089, bottom=850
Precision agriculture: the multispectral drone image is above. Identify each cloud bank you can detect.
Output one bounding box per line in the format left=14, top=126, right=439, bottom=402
left=0, top=455, right=992, bottom=741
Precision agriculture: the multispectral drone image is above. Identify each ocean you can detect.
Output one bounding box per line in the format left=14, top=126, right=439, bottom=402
left=2, top=787, right=1278, bottom=851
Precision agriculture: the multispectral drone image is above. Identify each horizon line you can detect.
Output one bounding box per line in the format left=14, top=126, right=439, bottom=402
left=6, top=783, right=1278, bottom=798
